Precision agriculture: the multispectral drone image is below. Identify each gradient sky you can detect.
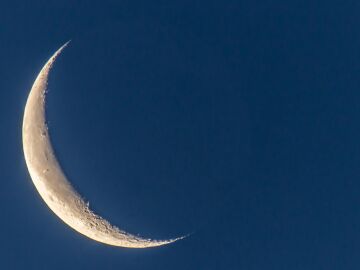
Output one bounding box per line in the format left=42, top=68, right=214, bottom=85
left=2, top=1, right=360, bottom=269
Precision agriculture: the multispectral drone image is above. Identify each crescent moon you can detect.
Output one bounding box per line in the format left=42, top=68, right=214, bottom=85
left=22, top=42, right=184, bottom=248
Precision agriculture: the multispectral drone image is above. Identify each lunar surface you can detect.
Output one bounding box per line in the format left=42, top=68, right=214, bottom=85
left=22, top=42, right=184, bottom=248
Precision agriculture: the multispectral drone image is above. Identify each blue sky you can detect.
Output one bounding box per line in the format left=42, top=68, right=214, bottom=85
left=1, top=1, right=360, bottom=269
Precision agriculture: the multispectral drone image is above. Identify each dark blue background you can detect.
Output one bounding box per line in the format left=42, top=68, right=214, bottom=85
left=1, top=1, right=360, bottom=269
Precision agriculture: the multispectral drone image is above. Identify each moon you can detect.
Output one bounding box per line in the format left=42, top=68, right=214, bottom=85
left=22, top=42, right=184, bottom=248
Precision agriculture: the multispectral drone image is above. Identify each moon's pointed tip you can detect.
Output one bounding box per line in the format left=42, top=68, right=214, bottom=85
left=53, top=40, right=71, bottom=56
left=175, top=233, right=191, bottom=241
left=57, top=40, right=71, bottom=54
left=45, top=41, right=71, bottom=69
left=63, top=40, right=71, bottom=47
left=153, top=232, right=190, bottom=247
left=125, top=233, right=187, bottom=249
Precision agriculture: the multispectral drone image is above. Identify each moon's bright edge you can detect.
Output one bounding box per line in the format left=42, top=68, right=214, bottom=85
left=22, top=42, right=184, bottom=248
